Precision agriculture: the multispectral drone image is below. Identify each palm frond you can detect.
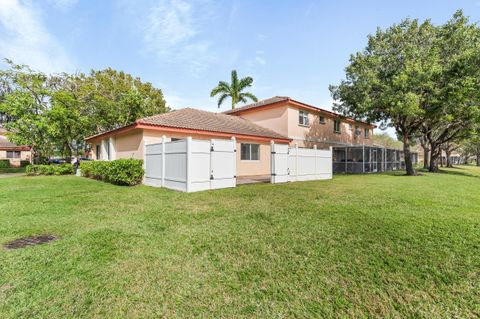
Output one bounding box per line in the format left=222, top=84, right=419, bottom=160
left=239, top=92, right=258, bottom=103
left=217, top=93, right=229, bottom=108
left=238, top=76, right=253, bottom=90
left=210, top=81, right=230, bottom=97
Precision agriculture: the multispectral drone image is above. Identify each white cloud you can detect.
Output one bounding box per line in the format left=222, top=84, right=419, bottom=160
left=0, top=0, right=73, bottom=73
left=246, top=49, right=266, bottom=68
left=47, top=0, right=78, bottom=11
left=129, top=0, right=217, bottom=75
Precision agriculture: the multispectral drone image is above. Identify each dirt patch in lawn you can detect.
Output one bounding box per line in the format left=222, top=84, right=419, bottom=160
left=3, top=235, right=58, bottom=250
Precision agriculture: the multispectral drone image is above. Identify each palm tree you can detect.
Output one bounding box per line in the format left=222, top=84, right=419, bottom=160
left=210, top=70, right=258, bottom=109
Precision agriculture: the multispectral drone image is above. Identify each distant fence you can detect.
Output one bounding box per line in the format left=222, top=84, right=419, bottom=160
left=271, top=143, right=333, bottom=184
left=144, top=137, right=236, bottom=192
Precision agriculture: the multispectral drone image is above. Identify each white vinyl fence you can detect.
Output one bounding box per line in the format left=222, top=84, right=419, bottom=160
left=144, top=137, right=236, bottom=192
left=271, top=142, right=332, bottom=184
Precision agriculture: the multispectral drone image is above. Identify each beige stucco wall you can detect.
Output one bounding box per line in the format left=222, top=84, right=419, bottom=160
left=0, top=150, right=32, bottom=167
left=238, top=104, right=289, bottom=136
left=233, top=102, right=374, bottom=149
left=236, top=141, right=271, bottom=177
left=286, top=106, right=374, bottom=148
left=89, top=128, right=276, bottom=177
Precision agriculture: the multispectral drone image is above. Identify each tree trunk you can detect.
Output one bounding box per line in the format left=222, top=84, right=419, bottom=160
left=477, top=154, right=480, bottom=166
left=423, top=147, right=429, bottom=169
left=445, top=149, right=452, bottom=168
left=419, top=135, right=429, bottom=169
left=429, top=144, right=439, bottom=172
left=402, top=135, right=415, bottom=176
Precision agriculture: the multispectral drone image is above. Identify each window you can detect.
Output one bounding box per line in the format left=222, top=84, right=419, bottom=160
left=299, top=110, right=309, bottom=126
left=355, top=125, right=360, bottom=136
left=364, top=128, right=370, bottom=139
left=319, top=115, right=326, bottom=124
left=241, top=143, right=260, bottom=160
left=349, top=124, right=353, bottom=130
left=96, top=144, right=100, bottom=160
left=6, top=151, right=20, bottom=159
left=334, top=119, right=341, bottom=133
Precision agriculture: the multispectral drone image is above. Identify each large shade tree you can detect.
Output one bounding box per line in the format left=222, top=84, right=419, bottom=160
left=330, top=18, right=438, bottom=175
left=330, top=11, right=480, bottom=175
left=210, top=70, right=258, bottom=109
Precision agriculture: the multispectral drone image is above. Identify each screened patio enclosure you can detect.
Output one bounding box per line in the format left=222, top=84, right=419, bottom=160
left=333, top=145, right=418, bottom=174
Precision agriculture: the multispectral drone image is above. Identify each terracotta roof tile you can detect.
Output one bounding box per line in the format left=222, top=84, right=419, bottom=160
left=223, top=96, right=289, bottom=114
left=138, top=108, right=289, bottom=140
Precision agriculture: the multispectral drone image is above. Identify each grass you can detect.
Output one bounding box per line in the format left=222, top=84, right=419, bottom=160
left=0, top=167, right=25, bottom=174
left=0, top=166, right=479, bottom=318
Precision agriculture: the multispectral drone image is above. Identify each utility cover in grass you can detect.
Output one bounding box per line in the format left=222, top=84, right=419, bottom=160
left=3, top=235, right=57, bottom=250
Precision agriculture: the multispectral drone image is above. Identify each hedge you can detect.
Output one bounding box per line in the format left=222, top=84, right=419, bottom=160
left=26, top=164, right=75, bottom=176
left=0, top=160, right=9, bottom=168
left=81, top=159, right=143, bottom=186
left=20, top=160, right=31, bottom=167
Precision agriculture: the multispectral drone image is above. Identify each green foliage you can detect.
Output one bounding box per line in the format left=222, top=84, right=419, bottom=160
left=330, top=10, right=480, bottom=175
left=0, top=61, right=169, bottom=161
left=373, top=133, right=403, bottom=149
left=81, top=159, right=143, bottom=186
left=0, top=159, right=10, bottom=168
left=26, top=164, right=74, bottom=176
left=210, top=70, right=258, bottom=109
left=19, top=160, right=30, bottom=167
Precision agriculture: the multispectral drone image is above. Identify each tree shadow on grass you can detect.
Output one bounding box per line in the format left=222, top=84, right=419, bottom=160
left=416, top=166, right=480, bottom=179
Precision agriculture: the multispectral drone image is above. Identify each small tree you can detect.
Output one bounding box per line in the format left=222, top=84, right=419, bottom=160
left=210, top=70, right=258, bottom=109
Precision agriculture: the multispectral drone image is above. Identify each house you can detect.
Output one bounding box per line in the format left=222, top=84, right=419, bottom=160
left=86, top=97, right=377, bottom=178
left=86, top=108, right=291, bottom=177
left=224, top=96, right=375, bottom=149
left=0, top=126, right=32, bottom=167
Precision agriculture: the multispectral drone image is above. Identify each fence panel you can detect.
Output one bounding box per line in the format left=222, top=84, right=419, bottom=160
left=210, top=139, right=236, bottom=190
left=144, top=137, right=236, bottom=192
left=271, top=143, right=332, bottom=183
left=271, top=143, right=289, bottom=183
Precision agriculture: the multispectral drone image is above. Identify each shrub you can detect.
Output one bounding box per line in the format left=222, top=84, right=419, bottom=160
left=0, top=160, right=10, bottom=168
left=20, top=160, right=30, bottom=167
left=26, top=164, right=75, bottom=176
left=81, top=159, right=143, bottom=186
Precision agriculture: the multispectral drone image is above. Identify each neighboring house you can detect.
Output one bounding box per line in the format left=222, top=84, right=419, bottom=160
left=224, top=96, right=375, bottom=148
left=85, top=108, right=291, bottom=177
left=0, top=126, right=32, bottom=166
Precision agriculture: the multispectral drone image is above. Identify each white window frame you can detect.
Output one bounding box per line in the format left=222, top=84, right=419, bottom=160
left=240, top=143, right=260, bottom=161
left=299, top=110, right=309, bottom=126
left=319, top=115, right=326, bottom=124
left=364, top=128, right=370, bottom=139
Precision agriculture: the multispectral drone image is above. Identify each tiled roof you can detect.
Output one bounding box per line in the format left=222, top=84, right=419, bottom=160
left=0, top=136, right=29, bottom=150
left=138, top=108, right=289, bottom=140
left=223, top=96, right=376, bottom=127
left=0, top=127, right=30, bottom=150
left=223, top=96, right=289, bottom=114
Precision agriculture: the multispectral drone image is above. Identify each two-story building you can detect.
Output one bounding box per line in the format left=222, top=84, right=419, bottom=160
left=87, top=96, right=420, bottom=177
left=224, top=96, right=375, bottom=149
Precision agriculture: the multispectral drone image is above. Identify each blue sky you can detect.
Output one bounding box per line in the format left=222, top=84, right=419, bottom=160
left=1, top=0, right=480, bottom=136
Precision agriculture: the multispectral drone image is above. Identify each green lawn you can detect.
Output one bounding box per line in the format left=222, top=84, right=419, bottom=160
left=0, top=167, right=479, bottom=318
